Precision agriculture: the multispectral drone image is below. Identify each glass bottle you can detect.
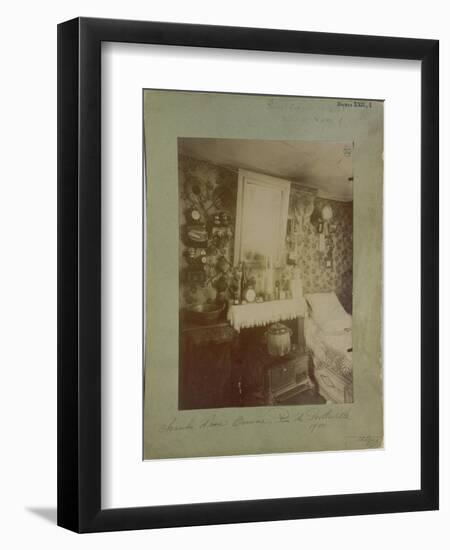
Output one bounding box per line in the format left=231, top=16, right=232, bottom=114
left=241, top=261, right=247, bottom=302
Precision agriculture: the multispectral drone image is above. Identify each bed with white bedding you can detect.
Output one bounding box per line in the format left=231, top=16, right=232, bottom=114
left=304, top=292, right=353, bottom=404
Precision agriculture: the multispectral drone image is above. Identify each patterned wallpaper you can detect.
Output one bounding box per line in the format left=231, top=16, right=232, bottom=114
left=289, top=189, right=353, bottom=311
left=178, top=154, right=353, bottom=312
left=178, top=155, right=237, bottom=308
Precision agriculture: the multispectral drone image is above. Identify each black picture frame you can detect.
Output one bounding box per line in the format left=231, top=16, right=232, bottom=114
left=57, top=17, right=439, bottom=533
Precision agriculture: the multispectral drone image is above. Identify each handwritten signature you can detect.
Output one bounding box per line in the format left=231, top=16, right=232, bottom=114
left=159, top=407, right=351, bottom=434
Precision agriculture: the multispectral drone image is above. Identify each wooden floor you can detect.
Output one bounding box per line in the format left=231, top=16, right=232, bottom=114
left=271, top=389, right=325, bottom=406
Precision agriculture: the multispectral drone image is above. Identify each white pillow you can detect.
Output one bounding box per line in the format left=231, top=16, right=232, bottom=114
left=304, top=292, right=350, bottom=330
left=320, top=316, right=352, bottom=333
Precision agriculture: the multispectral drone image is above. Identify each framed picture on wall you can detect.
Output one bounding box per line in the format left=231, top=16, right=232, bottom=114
left=58, top=17, right=438, bottom=532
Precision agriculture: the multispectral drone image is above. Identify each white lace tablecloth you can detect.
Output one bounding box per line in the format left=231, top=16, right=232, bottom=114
left=227, top=298, right=306, bottom=332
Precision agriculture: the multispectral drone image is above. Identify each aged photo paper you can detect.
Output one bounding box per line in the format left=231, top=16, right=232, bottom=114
left=143, top=90, right=383, bottom=459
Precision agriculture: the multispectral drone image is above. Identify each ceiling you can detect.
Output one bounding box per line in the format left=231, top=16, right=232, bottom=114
left=178, top=138, right=353, bottom=202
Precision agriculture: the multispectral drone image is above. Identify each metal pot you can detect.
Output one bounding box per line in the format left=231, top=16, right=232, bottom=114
left=264, top=323, right=292, bottom=357
left=185, top=302, right=225, bottom=325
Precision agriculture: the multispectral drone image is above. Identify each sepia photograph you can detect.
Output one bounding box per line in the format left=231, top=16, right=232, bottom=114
left=178, top=138, right=354, bottom=410
left=143, top=90, right=383, bottom=459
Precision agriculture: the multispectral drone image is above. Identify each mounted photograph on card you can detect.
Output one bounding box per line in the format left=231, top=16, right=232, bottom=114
left=143, top=90, right=383, bottom=459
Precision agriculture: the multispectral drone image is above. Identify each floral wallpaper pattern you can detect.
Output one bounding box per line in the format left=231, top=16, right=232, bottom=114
left=179, top=155, right=353, bottom=312
left=289, top=190, right=353, bottom=311
left=178, top=155, right=237, bottom=308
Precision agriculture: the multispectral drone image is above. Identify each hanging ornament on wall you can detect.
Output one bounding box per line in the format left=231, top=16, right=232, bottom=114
left=321, top=204, right=333, bottom=222
left=187, top=207, right=202, bottom=224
